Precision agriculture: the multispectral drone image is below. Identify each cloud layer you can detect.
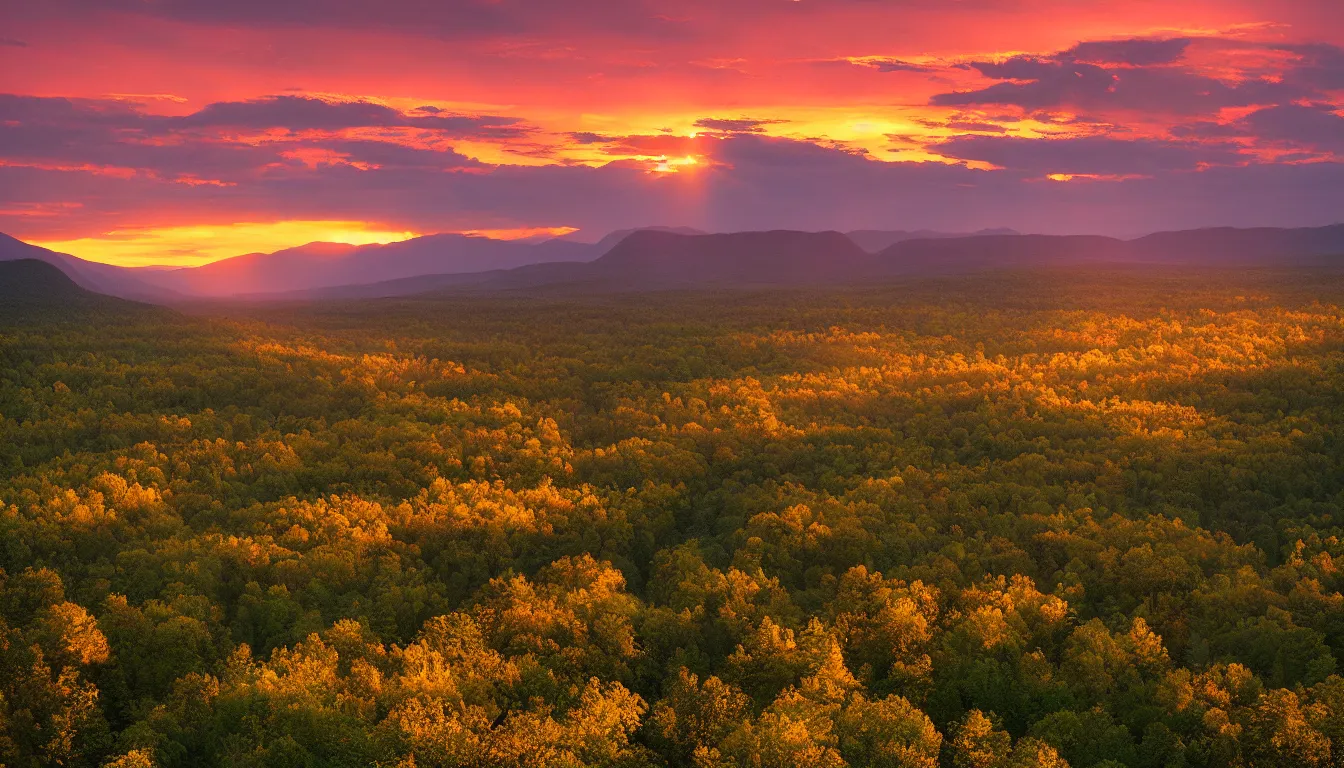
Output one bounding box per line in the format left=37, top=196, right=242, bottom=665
left=1, top=1, right=1343, bottom=263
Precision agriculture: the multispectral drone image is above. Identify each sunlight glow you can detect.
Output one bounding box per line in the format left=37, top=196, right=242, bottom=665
left=1046, top=173, right=1152, bottom=183
left=651, top=155, right=701, bottom=174
left=457, top=226, right=580, bottom=240
left=34, top=221, right=421, bottom=268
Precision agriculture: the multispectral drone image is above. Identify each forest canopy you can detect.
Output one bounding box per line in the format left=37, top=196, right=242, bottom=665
left=2, top=266, right=1344, bottom=767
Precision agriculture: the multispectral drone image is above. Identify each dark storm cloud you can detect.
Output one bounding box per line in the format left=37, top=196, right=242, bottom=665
left=568, top=132, right=611, bottom=145
left=12, top=0, right=696, bottom=40
left=312, top=140, right=482, bottom=169
left=693, top=117, right=787, bottom=133
left=1278, top=43, right=1344, bottom=91
left=12, top=0, right=1013, bottom=32
left=1168, top=121, right=1249, bottom=140
left=1242, top=104, right=1344, bottom=152
left=0, top=94, right=528, bottom=139
left=0, top=94, right=526, bottom=167
left=3, top=81, right=1343, bottom=245
left=944, top=121, right=1008, bottom=133
left=933, top=135, right=1243, bottom=175
left=934, top=56, right=1296, bottom=113
left=859, top=58, right=942, bottom=73
left=7, top=131, right=1342, bottom=241
left=926, top=36, right=1344, bottom=116
left=23, top=0, right=518, bottom=35
left=1063, top=38, right=1192, bottom=66
left=1171, top=103, right=1344, bottom=154
left=180, top=96, right=529, bottom=136
left=0, top=94, right=146, bottom=126
left=0, top=94, right=504, bottom=186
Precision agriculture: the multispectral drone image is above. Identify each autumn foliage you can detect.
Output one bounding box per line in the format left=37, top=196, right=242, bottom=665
left=2, top=267, right=1344, bottom=766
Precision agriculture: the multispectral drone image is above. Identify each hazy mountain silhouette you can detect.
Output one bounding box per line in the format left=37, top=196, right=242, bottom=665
left=206, top=227, right=714, bottom=298
left=140, top=233, right=597, bottom=296
left=298, top=230, right=870, bottom=297
left=1127, top=224, right=1344, bottom=265
left=0, top=234, right=178, bottom=302
left=4, top=223, right=1343, bottom=303
left=0, top=259, right=162, bottom=321
left=875, top=225, right=1344, bottom=274
left=578, top=226, right=709, bottom=254
left=254, top=224, right=1344, bottom=300
left=0, top=258, right=91, bottom=301
left=461, top=225, right=1344, bottom=294
left=846, top=228, right=1020, bottom=253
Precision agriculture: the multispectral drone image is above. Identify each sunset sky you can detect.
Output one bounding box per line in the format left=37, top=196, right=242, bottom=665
left=3, top=0, right=1343, bottom=266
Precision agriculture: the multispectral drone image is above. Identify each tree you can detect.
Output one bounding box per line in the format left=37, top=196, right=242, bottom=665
left=650, top=668, right=751, bottom=762
left=836, top=693, right=942, bottom=768
left=949, top=710, right=1012, bottom=768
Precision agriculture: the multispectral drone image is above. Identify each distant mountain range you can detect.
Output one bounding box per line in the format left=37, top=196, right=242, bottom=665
left=875, top=226, right=1344, bottom=274
left=0, top=233, right=184, bottom=302
left=3, top=224, right=1343, bottom=304
left=560, top=226, right=708, bottom=251
left=135, top=234, right=601, bottom=296
left=845, top=227, right=1020, bottom=252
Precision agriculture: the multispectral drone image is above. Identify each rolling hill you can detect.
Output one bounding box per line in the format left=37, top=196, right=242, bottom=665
left=0, top=258, right=93, bottom=302
left=0, top=259, right=164, bottom=321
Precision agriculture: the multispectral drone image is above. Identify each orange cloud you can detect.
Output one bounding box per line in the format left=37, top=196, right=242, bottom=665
left=458, top=226, right=578, bottom=240
left=1, top=0, right=1342, bottom=259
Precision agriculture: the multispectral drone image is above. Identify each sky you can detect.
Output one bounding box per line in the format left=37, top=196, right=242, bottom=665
left=2, top=1, right=1343, bottom=267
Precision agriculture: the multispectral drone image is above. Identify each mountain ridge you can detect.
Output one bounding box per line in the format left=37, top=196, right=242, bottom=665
left=0, top=259, right=165, bottom=321
left=4, top=223, right=1344, bottom=303
left=439, top=225, right=1344, bottom=295
left=135, top=233, right=597, bottom=296
left=0, top=233, right=180, bottom=302
left=846, top=227, right=1021, bottom=253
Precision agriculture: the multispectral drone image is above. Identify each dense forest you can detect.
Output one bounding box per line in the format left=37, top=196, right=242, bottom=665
left=3, top=266, right=1344, bottom=767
